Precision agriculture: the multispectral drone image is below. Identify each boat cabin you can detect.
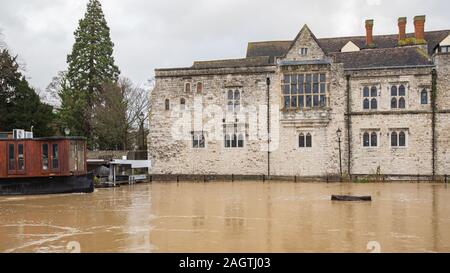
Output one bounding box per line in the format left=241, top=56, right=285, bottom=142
left=0, top=137, right=87, bottom=178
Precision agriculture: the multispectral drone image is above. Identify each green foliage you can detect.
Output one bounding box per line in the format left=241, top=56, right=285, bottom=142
left=93, top=81, right=128, bottom=150
left=398, top=38, right=427, bottom=46
left=61, top=0, right=120, bottom=146
left=0, top=49, right=55, bottom=136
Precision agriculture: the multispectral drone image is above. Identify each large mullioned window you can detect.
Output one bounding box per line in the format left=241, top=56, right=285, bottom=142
left=227, top=90, right=241, bottom=112
left=391, top=130, right=407, bottom=147
left=362, top=131, right=378, bottom=147
left=391, top=84, right=406, bottom=109
left=282, top=73, right=327, bottom=110
left=362, top=86, right=378, bottom=110
left=299, top=133, right=312, bottom=148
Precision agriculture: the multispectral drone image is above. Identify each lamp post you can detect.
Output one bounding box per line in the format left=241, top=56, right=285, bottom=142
left=64, top=128, right=71, bottom=136
left=336, top=128, right=343, bottom=181
left=139, top=112, right=145, bottom=151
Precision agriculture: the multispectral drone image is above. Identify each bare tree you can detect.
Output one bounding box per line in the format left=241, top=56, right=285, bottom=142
left=93, top=77, right=150, bottom=150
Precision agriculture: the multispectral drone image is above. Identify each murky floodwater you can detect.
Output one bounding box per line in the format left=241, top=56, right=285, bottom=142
left=0, top=182, right=449, bottom=253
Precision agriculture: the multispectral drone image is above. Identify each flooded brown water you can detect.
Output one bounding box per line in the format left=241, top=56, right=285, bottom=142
left=0, top=182, right=449, bottom=253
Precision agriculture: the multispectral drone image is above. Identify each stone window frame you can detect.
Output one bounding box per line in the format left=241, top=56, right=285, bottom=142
left=185, top=82, right=191, bottom=93
left=196, top=82, right=203, bottom=93
left=420, top=88, right=428, bottom=105
left=282, top=73, right=328, bottom=111
left=191, top=131, right=206, bottom=149
left=298, top=132, right=313, bottom=149
left=180, top=98, right=186, bottom=110
left=164, top=98, right=170, bottom=111
left=389, top=129, right=408, bottom=149
left=361, top=129, right=380, bottom=148
left=227, top=89, right=241, bottom=112
left=362, top=85, right=379, bottom=111
left=224, top=133, right=245, bottom=149
left=299, top=48, right=308, bottom=56
left=438, top=46, right=450, bottom=53
left=390, top=83, right=408, bottom=110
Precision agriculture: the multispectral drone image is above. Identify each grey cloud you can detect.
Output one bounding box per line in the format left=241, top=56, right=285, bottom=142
left=0, top=0, right=449, bottom=92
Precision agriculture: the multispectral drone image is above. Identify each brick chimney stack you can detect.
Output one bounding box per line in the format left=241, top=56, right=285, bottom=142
left=414, top=15, right=426, bottom=41
left=398, top=17, right=407, bottom=41
left=365, top=19, right=374, bottom=47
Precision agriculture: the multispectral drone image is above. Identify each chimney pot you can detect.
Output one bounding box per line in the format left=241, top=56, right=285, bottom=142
left=365, top=19, right=374, bottom=47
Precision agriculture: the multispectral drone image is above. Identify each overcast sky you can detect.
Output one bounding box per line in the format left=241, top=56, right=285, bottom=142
left=0, top=0, right=449, bottom=94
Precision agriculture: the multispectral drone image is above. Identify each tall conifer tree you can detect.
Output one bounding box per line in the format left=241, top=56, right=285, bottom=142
left=61, top=0, right=120, bottom=146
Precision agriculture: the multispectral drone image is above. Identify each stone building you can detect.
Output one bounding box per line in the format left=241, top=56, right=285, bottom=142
left=148, top=16, right=450, bottom=180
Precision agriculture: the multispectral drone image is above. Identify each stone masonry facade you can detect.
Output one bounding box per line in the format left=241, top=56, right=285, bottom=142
left=149, top=16, right=450, bottom=180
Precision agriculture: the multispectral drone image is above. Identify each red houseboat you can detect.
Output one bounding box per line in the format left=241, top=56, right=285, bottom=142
left=0, top=135, right=94, bottom=195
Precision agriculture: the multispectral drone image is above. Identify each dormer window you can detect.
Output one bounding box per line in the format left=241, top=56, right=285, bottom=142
left=438, top=46, right=450, bottom=53
left=299, top=48, right=308, bottom=56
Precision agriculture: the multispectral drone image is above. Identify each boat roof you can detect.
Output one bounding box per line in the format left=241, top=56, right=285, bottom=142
left=0, top=136, right=86, bottom=142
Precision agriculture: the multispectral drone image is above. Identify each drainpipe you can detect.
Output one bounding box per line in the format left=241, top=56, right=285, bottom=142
left=266, top=76, right=271, bottom=179
left=431, top=69, right=437, bottom=180
left=346, top=75, right=352, bottom=180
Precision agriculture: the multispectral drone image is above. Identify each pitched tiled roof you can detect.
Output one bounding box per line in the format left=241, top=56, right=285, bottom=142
left=191, top=56, right=273, bottom=69
left=330, top=47, right=433, bottom=70
left=246, top=30, right=450, bottom=57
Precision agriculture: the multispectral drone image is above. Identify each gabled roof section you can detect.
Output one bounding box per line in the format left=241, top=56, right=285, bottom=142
left=246, top=30, right=450, bottom=57
left=330, top=47, right=433, bottom=70
left=283, top=25, right=326, bottom=60
left=341, top=41, right=360, bottom=52
left=439, top=34, right=450, bottom=46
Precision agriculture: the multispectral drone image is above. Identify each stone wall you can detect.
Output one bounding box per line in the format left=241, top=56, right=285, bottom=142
left=435, top=54, right=450, bottom=175
left=148, top=50, right=450, bottom=178
left=149, top=66, right=275, bottom=175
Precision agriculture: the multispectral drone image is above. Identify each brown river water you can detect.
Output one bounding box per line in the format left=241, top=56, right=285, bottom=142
left=0, top=181, right=449, bottom=253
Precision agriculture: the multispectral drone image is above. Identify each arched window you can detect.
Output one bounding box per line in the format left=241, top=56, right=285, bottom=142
left=399, top=85, right=406, bottom=96
left=180, top=98, right=186, bottom=110
left=237, top=134, right=244, bottom=148
left=299, top=133, right=305, bottom=148
left=299, top=133, right=312, bottom=148
left=363, top=86, right=370, bottom=97
left=185, top=83, right=191, bottom=92
left=421, top=89, right=428, bottom=105
left=363, top=132, right=370, bottom=147
left=391, top=86, right=398, bottom=96
left=371, top=98, right=377, bottom=109
left=363, top=86, right=378, bottom=110
left=196, top=82, right=203, bottom=93
left=193, top=133, right=200, bottom=148
left=363, top=99, right=370, bottom=110
left=398, top=97, right=406, bottom=109
left=391, top=84, right=407, bottom=110
left=371, top=132, right=378, bottom=147
left=231, top=134, right=237, bottom=148
left=399, top=131, right=406, bottom=147
left=227, top=89, right=241, bottom=111
left=227, top=90, right=234, bottom=111
left=306, top=133, right=312, bottom=148
left=225, top=134, right=231, bottom=148
left=371, top=86, right=377, bottom=97
left=391, top=97, right=397, bottom=109
left=391, top=132, right=398, bottom=147
left=165, top=99, right=170, bottom=111
left=234, top=90, right=241, bottom=111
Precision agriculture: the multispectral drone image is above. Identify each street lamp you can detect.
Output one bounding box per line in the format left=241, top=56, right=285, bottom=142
left=64, top=128, right=71, bottom=136
left=139, top=113, right=145, bottom=151
left=336, top=128, right=343, bottom=181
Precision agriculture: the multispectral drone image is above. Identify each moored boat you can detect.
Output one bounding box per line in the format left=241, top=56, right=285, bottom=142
left=0, top=133, right=94, bottom=195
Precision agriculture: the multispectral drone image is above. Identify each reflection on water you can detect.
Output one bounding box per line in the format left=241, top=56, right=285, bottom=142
left=0, top=182, right=449, bottom=253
